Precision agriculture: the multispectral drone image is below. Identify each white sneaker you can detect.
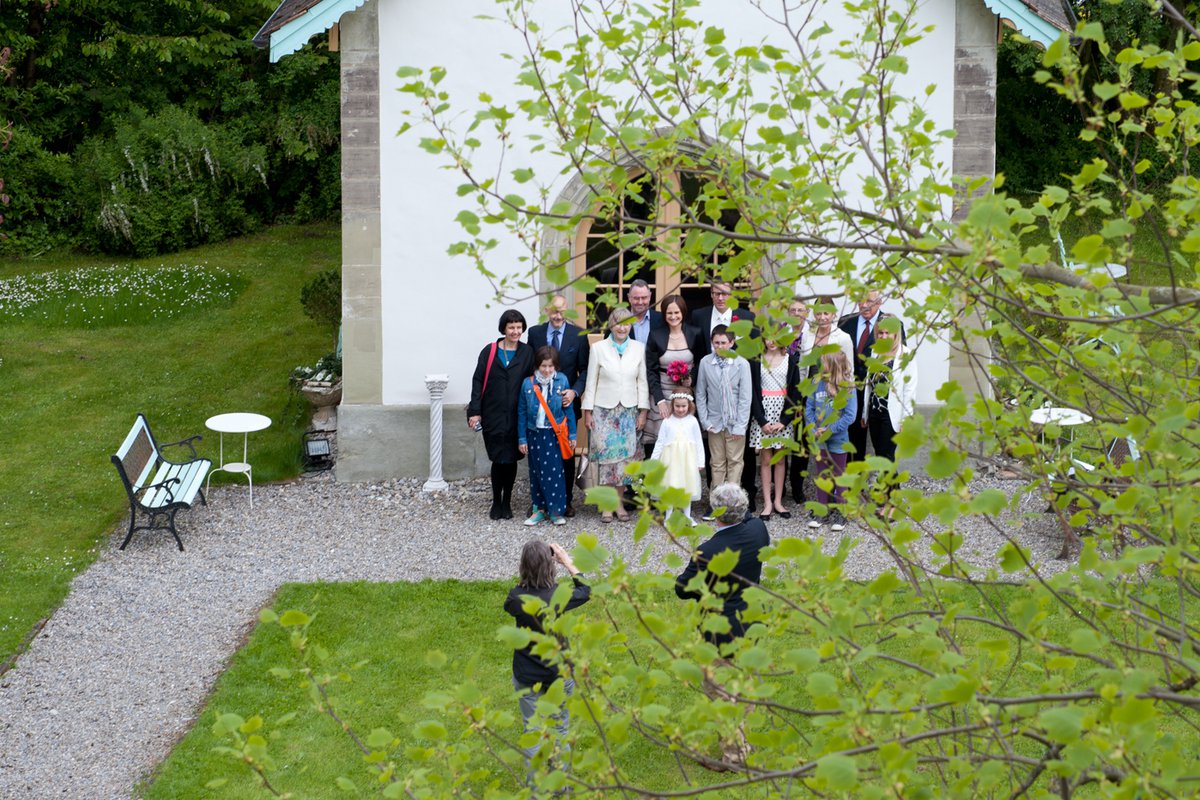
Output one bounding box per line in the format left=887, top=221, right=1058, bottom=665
left=551, top=516, right=567, bottom=526
left=524, top=510, right=547, bottom=527
left=829, top=511, right=846, bottom=532
left=807, top=517, right=822, bottom=529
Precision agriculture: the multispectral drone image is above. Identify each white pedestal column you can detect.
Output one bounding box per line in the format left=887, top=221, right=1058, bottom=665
left=423, top=374, right=450, bottom=492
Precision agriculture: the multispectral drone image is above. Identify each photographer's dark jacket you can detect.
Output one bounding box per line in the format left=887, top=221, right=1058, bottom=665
left=505, top=576, right=591, bottom=687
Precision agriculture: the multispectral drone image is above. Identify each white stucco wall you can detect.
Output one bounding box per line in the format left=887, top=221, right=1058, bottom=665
left=378, top=0, right=958, bottom=407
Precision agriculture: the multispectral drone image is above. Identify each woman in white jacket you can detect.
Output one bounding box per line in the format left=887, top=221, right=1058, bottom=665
left=582, top=306, right=651, bottom=522
left=862, top=326, right=917, bottom=462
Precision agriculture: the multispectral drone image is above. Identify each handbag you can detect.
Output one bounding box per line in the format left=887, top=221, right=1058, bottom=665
left=466, top=341, right=499, bottom=425
left=533, top=382, right=575, bottom=459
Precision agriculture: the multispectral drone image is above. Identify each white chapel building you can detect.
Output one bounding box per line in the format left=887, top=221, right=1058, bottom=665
left=255, top=0, right=1071, bottom=481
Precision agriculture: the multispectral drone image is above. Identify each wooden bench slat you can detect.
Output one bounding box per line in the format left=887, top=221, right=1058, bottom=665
left=113, top=414, right=211, bottom=551
left=142, top=459, right=211, bottom=508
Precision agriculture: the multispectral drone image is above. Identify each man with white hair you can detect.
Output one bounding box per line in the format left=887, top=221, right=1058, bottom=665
left=674, top=483, right=769, bottom=647
left=674, top=482, right=769, bottom=770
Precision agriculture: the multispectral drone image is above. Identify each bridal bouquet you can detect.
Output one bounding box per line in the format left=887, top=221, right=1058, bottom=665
left=667, top=360, right=691, bottom=385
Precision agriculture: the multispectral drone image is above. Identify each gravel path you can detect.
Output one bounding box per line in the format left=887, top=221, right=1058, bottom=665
left=0, top=470, right=1073, bottom=799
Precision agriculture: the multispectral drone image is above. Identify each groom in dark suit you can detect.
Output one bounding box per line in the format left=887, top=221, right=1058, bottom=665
left=689, top=281, right=760, bottom=508
left=527, top=295, right=590, bottom=516
left=690, top=282, right=758, bottom=359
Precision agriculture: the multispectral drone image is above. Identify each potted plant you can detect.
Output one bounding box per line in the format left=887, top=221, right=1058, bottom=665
left=291, top=352, right=342, bottom=408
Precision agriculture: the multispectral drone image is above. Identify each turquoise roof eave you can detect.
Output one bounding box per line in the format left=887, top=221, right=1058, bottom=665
left=269, top=0, right=369, bottom=63
left=981, top=0, right=1066, bottom=49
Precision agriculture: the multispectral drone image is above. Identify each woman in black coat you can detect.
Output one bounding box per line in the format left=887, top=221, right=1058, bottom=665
left=468, top=309, right=535, bottom=519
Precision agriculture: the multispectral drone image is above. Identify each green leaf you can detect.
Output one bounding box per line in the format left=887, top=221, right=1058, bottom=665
left=998, top=541, right=1030, bottom=572
left=969, top=489, right=1007, bottom=515
left=815, top=754, right=859, bottom=790
left=671, top=659, right=704, bottom=683
left=880, top=55, right=908, bottom=73
left=336, top=776, right=357, bottom=791
left=1100, top=218, right=1135, bottom=238
left=258, top=608, right=278, bottom=624
left=1118, top=92, right=1149, bottom=110
left=784, top=648, right=820, bottom=671
left=867, top=572, right=903, bottom=595
left=737, top=646, right=770, bottom=670
left=1069, top=629, right=1103, bottom=654
left=925, top=446, right=962, bottom=479
left=706, top=549, right=738, bottom=577
left=396, top=66, right=422, bottom=78
left=585, top=485, right=620, bottom=512
left=807, top=672, right=838, bottom=697
left=512, top=168, right=535, bottom=183
left=212, top=713, right=244, bottom=735
left=1113, top=698, right=1156, bottom=725
left=1092, top=82, right=1120, bottom=101
left=367, top=727, right=395, bottom=748
left=279, top=609, right=311, bottom=627
left=1040, top=706, right=1085, bottom=742
left=704, top=26, right=726, bottom=45
left=496, top=625, right=531, bottom=649
left=415, top=720, right=448, bottom=740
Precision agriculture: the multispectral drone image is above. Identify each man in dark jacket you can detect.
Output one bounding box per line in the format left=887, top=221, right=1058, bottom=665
left=675, top=482, right=770, bottom=647
left=838, top=290, right=902, bottom=463
left=674, top=482, right=769, bottom=770
left=527, top=295, right=590, bottom=515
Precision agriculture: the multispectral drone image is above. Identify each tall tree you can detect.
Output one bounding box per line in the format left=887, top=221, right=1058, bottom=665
left=221, top=0, right=1200, bottom=796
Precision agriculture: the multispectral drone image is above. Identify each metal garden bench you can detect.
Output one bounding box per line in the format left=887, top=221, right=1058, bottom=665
left=111, top=414, right=211, bottom=551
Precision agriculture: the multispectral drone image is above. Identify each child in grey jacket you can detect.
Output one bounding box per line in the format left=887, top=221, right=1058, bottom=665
left=695, top=325, right=753, bottom=488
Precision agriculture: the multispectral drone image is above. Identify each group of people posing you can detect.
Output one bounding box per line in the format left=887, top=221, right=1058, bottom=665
left=467, top=280, right=917, bottom=529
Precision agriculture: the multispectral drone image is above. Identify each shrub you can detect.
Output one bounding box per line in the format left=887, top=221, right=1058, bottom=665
left=0, top=129, right=79, bottom=255
left=299, top=266, right=340, bottom=329
left=75, top=106, right=268, bottom=256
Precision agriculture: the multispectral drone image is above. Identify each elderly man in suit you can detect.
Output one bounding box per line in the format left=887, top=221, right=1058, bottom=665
left=838, top=289, right=902, bottom=463
left=527, top=295, right=590, bottom=516
left=627, top=279, right=665, bottom=343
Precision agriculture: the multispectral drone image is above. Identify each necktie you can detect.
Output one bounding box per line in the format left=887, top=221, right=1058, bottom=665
left=551, top=328, right=561, bottom=351
left=857, top=319, right=871, bottom=354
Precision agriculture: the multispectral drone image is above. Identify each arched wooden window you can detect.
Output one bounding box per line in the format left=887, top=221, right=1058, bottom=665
left=572, top=170, right=749, bottom=327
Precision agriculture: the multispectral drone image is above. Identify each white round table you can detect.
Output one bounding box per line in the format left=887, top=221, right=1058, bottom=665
left=1030, top=407, right=1092, bottom=427
left=205, top=413, right=272, bottom=507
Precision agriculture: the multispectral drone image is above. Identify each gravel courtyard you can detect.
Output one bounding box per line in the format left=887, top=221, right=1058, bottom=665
left=0, top=471, right=1073, bottom=799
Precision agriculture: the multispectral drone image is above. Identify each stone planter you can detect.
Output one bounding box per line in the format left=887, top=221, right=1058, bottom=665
left=300, top=380, right=343, bottom=408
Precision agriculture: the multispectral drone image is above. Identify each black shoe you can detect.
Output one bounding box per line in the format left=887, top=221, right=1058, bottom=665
left=564, top=505, right=576, bottom=518
left=489, top=502, right=502, bottom=520
left=501, top=502, right=514, bottom=520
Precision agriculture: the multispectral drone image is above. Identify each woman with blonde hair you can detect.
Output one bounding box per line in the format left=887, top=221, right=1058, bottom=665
left=804, top=350, right=857, bottom=532
left=581, top=306, right=651, bottom=522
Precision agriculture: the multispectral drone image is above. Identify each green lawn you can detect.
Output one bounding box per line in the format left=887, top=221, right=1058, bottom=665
left=143, top=576, right=1196, bottom=799
left=0, top=223, right=339, bottom=662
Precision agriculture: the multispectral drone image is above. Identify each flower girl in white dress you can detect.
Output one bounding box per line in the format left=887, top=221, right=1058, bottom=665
left=650, top=392, right=706, bottom=521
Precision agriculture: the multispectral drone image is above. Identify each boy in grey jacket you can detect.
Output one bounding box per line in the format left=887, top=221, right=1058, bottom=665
left=695, top=325, right=753, bottom=488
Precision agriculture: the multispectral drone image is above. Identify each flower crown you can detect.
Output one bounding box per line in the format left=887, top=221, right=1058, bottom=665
left=668, top=392, right=694, bottom=401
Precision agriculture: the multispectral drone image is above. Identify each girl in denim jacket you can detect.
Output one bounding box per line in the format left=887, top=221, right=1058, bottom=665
left=518, top=346, right=577, bottom=526
left=804, top=351, right=857, bottom=531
